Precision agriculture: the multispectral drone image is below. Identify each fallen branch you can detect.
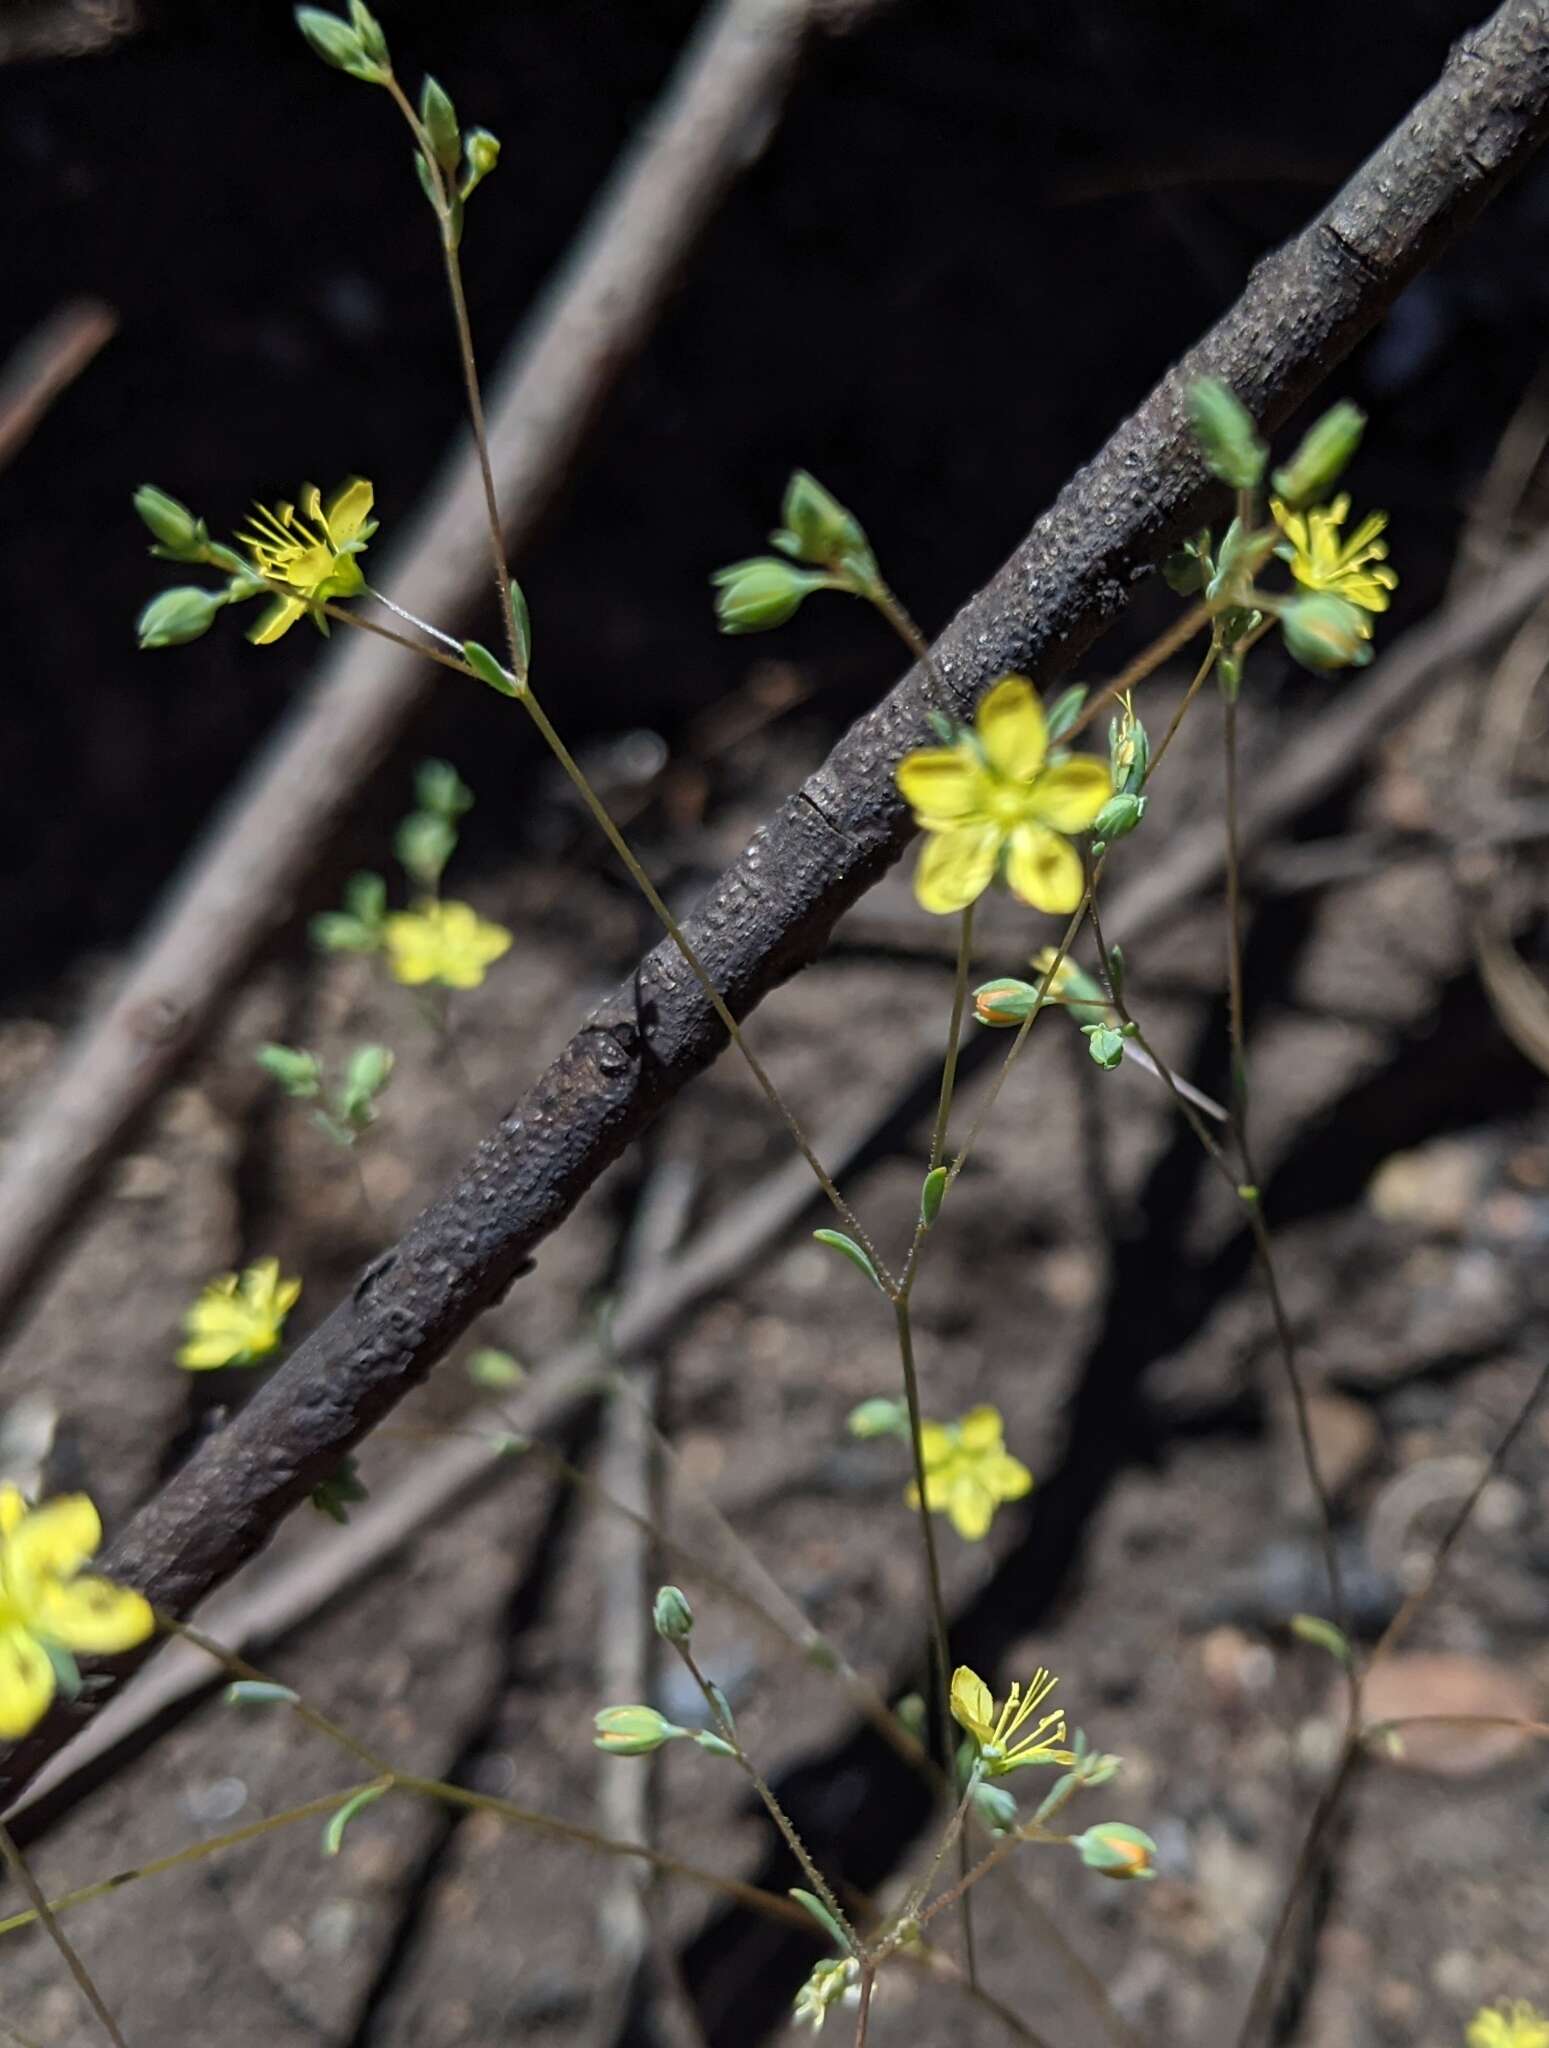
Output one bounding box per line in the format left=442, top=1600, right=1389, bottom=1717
left=0, top=0, right=854, bottom=1338
left=6, top=0, right=1549, bottom=1812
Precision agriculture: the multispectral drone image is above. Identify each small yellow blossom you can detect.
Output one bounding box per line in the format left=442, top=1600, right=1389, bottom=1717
left=1468, top=2002, right=1549, bottom=2048
left=949, top=1662, right=1076, bottom=1775
left=177, top=1257, right=301, bottom=1370
left=239, top=477, right=377, bottom=644
left=1271, top=492, right=1397, bottom=624
left=0, top=1487, right=154, bottom=1739
left=906, top=1404, right=1033, bottom=1541
left=383, top=898, right=513, bottom=989
left=896, top=676, right=1111, bottom=916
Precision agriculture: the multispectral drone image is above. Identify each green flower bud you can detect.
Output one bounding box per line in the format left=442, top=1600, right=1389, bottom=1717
left=133, top=485, right=209, bottom=561
left=136, top=585, right=228, bottom=649
left=593, top=1705, right=686, bottom=1756
left=1072, top=1821, right=1157, bottom=1880
left=1108, top=708, right=1149, bottom=794
left=339, top=1043, right=394, bottom=1125
left=653, top=1585, right=694, bottom=1643
left=1188, top=377, right=1266, bottom=490
left=710, top=557, right=831, bottom=633
left=971, top=1781, right=1020, bottom=1834
left=1084, top=1022, right=1127, bottom=1070
left=461, top=128, right=501, bottom=199
left=395, top=810, right=457, bottom=891
left=294, top=7, right=386, bottom=82
left=1279, top=592, right=1374, bottom=672
left=347, top=0, right=389, bottom=66
left=1091, top=791, right=1145, bottom=844
left=415, top=758, right=474, bottom=820
left=973, top=977, right=1041, bottom=1026
left=846, top=1397, right=908, bottom=1440
left=419, top=75, right=460, bottom=178
left=467, top=1347, right=525, bottom=1389
left=770, top=470, right=872, bottom=576
left=1272, top=400, right=1366, bottom=509
left=255, top=1043, right=322, bottom=1099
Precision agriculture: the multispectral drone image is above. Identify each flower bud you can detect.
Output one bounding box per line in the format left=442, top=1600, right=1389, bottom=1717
left=973, top=978, right=1040, bottom=1026
left=419, top=75, right=461, bottom=177
left=971, top=1781, right=1020, bottom=1834
left=593, top=1704, right=686, bottom=1756
left=846, top=1397, right=908, bottom=1440
left=710, top=557, right=829, bottom=634
left=1073, top=1822, right=1157, bottom=1880
left=1084, top=1022, right=1127, bottom=1070
left=653, top=1585, right=694, bottom=1643
left=136, top=585, right=228, bottom=649
left=347, top=0, right=389, bottom=65
left=461, top=128, right=501, bottom=199
left=1108, top=708, right=1149, bottom=794
left=771, top=470, right=871, bottom=575
left=1272, top=400, right=1366, bottom=509
left=1188, top=377, right=1266, bottom=490
left=1279, top=593, right=1374, bottom=672
left=294, top=6, right=388, bottom=82
left=255, top=1043, right=322, bottom=1099
left=133, top=485, right=209, bottom=561
left=1090, top=792, right=1145, bottom=844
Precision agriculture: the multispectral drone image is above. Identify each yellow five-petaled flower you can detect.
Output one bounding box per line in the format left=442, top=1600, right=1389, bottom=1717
left=949, top=1662, right=1075, bottom=1775
left=177, top=1257, right=302, bottom=1371
left=383, top=898, right=513, bottom=990
left=0, top=1487, right=155, bottom=1739
left=896, top=676, right=1111, bottom=916
left=1271, top=492, right=1397, bottom=626
left=906, top=1404, right=1033, bottom=1541
left=239, top=477, right=378, bottom=644
left=1468, top=2002, right=1549, bottom=2048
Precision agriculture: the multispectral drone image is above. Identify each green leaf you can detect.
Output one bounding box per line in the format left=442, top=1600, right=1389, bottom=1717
left=812, top=1229, right=883, bottom=1292
left=224, top=1680, right=300, bottom=1708
left=919, top=1165, right=948, bottom=1229
left=322, top=1782, right=388, bottom=1856
left=467, top=1347, right=525, bottom=1389
left=789, top=1888, right=851, bottom=1955
left=395, top=811, right=457, bottom=892
left=1043, top=684, right=1087, bottom=742
left=463, top=638, right=520, bottom=697
left=419, top=75, right=461, bottom=178
left=1289, top=1613, right=1352, bottom=1666
left=415, top=758, right=473, bottom=820
left=508, top=580, right=532, bottom=681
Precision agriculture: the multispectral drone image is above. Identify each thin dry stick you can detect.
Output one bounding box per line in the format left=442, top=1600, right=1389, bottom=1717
left=0, top=299, right=116, bottom=472
left=9, top=7, right=1549, bottom=1814
left=0, top=0, right=862, bottom=1339
left=0, top=1820, right=126, bottom=2048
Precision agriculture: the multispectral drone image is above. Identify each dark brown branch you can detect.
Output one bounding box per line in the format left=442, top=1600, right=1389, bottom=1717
left=6, top=0, right=1549, bottom=1812
left=0, top=0, right=849, bottom=1339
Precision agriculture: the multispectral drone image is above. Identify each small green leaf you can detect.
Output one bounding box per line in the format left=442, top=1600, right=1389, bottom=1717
left=693, top=1729, right=738, bottom=1760
left=323, top=1782, right=389, bottom=1856
left=812, top=1229, right=883, bottom=1292
left=468, top=1346, right=525, bottom=1390
left=419, top=75, right=461, bottom=178
left=508, top=580, right=532, bottom=681
left=919, top=1165, right=948, bottom=1229
left=463, top=638, right=520, bottom=697
left=1044, top=684, right=1087, bottom=742
left=789, top=1888, right=850, bottom=1954
left=1289, top=1613, right=1352, bottom=1666
left=224, top=1680, right=300, bottom=1708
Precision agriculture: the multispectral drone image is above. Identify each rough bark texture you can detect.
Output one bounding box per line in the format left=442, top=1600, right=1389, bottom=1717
left=6, top=0, right=1549, bottom=1811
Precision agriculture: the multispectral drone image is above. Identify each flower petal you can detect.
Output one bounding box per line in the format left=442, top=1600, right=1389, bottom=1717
left=248, top=595, right=306, bottom=645
left=324, top=476, right=374, bottom=545
left=914, top=822, right=1003, bottom=915
left=950, top=1666, right=994, bottom=1743
left=947, top=1475, right=996, bottom=1541
left=34, top=1574, right=155, bottom=1656
left=982, top=1452, right=1034, bottom=1504
left=896, top=747, right=982, bottom=824
left=957, top=1406, right=1005, bottom=1453
left=1004, top=823, right=1085, bottom=914
left=976, top=676, right=1047, bottom=782
left=4, top=1496, right=101, bottom=1586
left=176, top=1333, right=244, bottom=1371
left=1030, top=758, right=1111, bottom=833
left=0, top=1627, right=55, bottom=1740
left=0, top=1486, right=26, bottom=1538
left=918, top=1421, right=953, bottom=1470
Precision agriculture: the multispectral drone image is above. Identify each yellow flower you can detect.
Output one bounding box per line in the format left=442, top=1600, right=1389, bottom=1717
left=0, top=1487, right=154, bottom=1739
left=896, top=676, right=1111, bottom=916
left=239, top=477, right=377, bottom=644
left=905, top=1404, right=1033, bottom=1541
left=1468, top=2003, right=1549, bottom=2048
left=383, top=898, right=513, bottom=989
left=1271, top=491, right=1397, bottom=623
left=177, top=1257, right=301, bottom=1371
left=949, top=1662, right=1076, bottom=1775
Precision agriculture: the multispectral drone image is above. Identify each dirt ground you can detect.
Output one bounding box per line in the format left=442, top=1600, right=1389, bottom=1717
left=2, top=579, right=1548, bottom=2046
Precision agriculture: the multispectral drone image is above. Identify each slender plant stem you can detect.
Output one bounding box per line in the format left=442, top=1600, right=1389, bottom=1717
left=0, top=1822, right=127, bottom=2048
left=853, top=1962, right=876, bottom=2047
left=929, top=905, right=976, bottom=1174
left=872, top=583, right=949, bottom=700
left=676, top=1646, right=860, bottom=1953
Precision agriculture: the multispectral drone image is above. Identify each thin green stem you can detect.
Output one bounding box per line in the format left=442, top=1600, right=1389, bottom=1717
left=929, top=905, right=976, bottom=1175
left=871, top=583, right=949, bottom=700
left=0, top=1822, right=127, bottom=2048
left=676, top=1645, right=860, bottom=1954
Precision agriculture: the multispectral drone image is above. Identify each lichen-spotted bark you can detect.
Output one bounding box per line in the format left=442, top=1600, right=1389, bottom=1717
left=7, top=0, right=1549, bottom=1813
